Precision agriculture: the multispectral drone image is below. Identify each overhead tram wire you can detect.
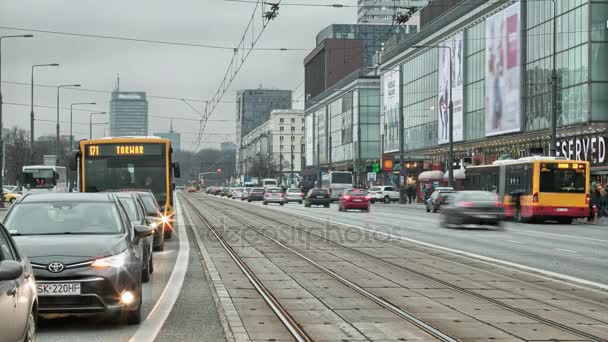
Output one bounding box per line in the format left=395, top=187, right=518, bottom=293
left=194, top=0, right=282, bottom=151
left=224, top=0, right=354, bottom=7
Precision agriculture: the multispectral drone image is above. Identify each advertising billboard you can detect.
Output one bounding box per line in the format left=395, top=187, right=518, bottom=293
left=485, top=2, right=521, bottom=136
left=305, top=114, right=314, bottom=166
left=318, top=108, right=327, bottom=164
left=382, top=66, right=400, bottom=152
left=437, top=31, right=464, bottom=144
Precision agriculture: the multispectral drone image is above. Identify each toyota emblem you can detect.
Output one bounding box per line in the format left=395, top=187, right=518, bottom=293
left=48, top=262, right=65, bottom=273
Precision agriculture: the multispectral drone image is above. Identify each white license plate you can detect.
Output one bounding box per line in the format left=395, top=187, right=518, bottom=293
left=316, top=196, right=324, bottom=199
left=353, top=199, right=362, bottom=202
left=478, top=214, right=495, bottom=219
left=556, top=208, right=568, bottom=212
left=37, top=283, right=81, bottom=296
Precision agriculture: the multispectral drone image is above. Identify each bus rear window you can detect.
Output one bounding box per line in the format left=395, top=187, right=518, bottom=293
left=540, top=166, right=585, bottom=193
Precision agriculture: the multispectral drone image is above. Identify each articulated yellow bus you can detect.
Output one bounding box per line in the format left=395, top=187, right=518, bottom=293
left=70, top=136, right=180, bottom=231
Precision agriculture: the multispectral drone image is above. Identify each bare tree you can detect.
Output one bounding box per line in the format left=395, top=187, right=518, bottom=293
left=4, top=128, right=31, bottom=184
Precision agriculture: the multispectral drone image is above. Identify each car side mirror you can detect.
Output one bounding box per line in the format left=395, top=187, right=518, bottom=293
left=0, top=260, right=23, bottom=281
left=134, top=224, right=154, bottom=243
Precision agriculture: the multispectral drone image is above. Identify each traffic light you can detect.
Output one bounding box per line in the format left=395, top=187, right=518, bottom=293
left=217, top=168, right=222, bottom=173
left=372, top=161, right=380, bottom=173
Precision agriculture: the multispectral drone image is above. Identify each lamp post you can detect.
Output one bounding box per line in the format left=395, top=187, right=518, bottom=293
left=0, top=34, right=33, bottom=207
left=89, top=112, right=106, bottom=139
left=414, top=44, right=454, bottom=187
left=549, top=0, right=558, bottom=157
left=31, top=63, right=60, bottom=149
left=56, top=84, right=81, bottom=158
left=70, top=102, right=96, bottom=149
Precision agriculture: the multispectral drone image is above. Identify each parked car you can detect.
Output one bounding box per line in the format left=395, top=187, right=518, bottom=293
left=220, top=187, right=231, bottom=197
left=4, top=193, right=153, bottom=324
left=440, top=191, right=504, bottom=228
left=339, top=188, right=371, bottom=212
left=0, top=221, right=37, bottom=341
left=426, top=187, right=455, bottom=213
left=187, top=186, right=198, bottom=193
left=232, top=188, right=243, bottom=199
left=137, top=191, right=167, bottom=250
left=263, top=187, right=285, bottom=205
left=368, top=186, right=399, bottom=204
left=285, top=188, right=304, bottom=204
left=247, top=188, right=265, bottom=202
left=115, top=192, right=154, bottom=283
left=304, top=188, right=330, bottom=208
left=240, top=187, right=252, bottom=201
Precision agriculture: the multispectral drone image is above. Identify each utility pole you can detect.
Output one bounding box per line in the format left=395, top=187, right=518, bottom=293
left=290, top=124, right=294, bottom=186
left=398, top=65, right=406, bottom=203
left=549, top=0, right=558, bottom=157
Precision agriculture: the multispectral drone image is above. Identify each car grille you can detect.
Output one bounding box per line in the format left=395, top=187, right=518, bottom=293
left=39, top=295, right=105, bottom=310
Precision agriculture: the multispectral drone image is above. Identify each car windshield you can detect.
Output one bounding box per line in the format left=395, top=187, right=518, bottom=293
left=540, top=165, right=586, bottom=193
left=4, top=202, right=123, bottom=235
left=347, top=189, right=368, bottom=196
left=139, top=194, right=159, bottom=215
left=457, top=192, right=497, bottom=202
left=267, top=188, right=282, bottom=193
left=118, top=197, right=141, bottom=222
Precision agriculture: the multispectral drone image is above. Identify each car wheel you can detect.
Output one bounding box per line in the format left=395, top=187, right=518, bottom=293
left=149, top=253, right=154, bottom=274
left=432, top=206, right=438, bottom=213
left=324, top=204, right=329, bottom=208
left=263, top=202, right=268, bottom=205
left=280, top=203, right=284, bottom=206
left=384, top=196, right=390, bottom=204
left=339, top=206, right=343, bottom=212
left=305, top=203, right=310, bottom=207
left=426, top=206, right=431, bottom=213
left=126, top=288, right=143, bottom=325
left=24, top=310, right=36, bottom=342
left=299, top=201, right=303, bottom=204
left=364, top=207, right=370, bottom=212
left=248, top=199, right=251, bottom=202
left=141, top=260, right=151, bottom=283
left=370, top=199, right=375, bottom=204
left=164, top=229, right=173, bottom=240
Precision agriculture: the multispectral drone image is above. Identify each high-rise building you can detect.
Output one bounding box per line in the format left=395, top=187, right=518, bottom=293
left=235, top=89, right=292, bottom=175
left=154, top=121, right=181, bottom=152
left=357, top=0, right=428, bottom=25
left=110, top=91, right=148, bottom=137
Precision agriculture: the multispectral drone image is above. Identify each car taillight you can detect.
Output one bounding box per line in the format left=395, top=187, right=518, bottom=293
left=364, top=196, right=371, bottom=201
left=300, top=193, right=304, bottom=197
left=586, top=193, right=590, bottom=204
left=458, top=201, right=474, bottom=208
left=343, top=195, right=351, bottom=200
left=533, top=193, right=539, bottom=203
left=280, top=193, right=285, bottom=197
left=325, top=193, right=330, bottom=198
left=265, top=193, right=270, bottom=197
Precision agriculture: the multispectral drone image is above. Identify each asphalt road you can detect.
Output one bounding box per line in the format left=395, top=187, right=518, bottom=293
left=213, top=195, right=608, bottom=286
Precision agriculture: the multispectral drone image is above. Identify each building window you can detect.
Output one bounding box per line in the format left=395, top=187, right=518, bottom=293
left=280, top=145, right=284, bottom=150
left=280, top=118, right=284, bottom=123
left=280, top=136, right=284, bottom=141
left=291, top=136, right=295, bottom=141
left=291, top=126, right=295, bottom=132
left=291, top=145, right=295, bottom=150
left=291, top=118, right=295, bottom=123
left=280, top=126, right=285, bottom=131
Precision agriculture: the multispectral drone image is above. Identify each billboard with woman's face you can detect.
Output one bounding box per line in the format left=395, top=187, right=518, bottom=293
left=485, top=2, right=521, bottom=136
left=437, top=32, right=464, bottom=144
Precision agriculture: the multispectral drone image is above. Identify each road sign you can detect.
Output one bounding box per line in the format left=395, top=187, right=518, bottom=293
left=372, top=161, right=380, bottom=173
left=367, top=172, right=376, bottom=182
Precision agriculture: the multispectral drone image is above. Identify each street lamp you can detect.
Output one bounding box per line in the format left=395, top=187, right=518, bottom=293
left=549, top=0, right=558, bottom=157
left=70, top=102, right=96, bottom=149
left=413, top=44, right=454, bottom=187
left=31, top=63, right=60, bottom=148
left=0, top=34, right=33, bottom=207
left=89, top=112, right=106, bottom=139
left=56, top=84, right=81, bottom=158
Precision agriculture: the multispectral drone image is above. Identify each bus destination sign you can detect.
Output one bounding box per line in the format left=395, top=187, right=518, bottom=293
left=86, top=143, right=163, bottom=157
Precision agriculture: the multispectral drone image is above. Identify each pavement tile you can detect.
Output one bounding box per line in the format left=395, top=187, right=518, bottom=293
left=333, top=308, right=403, bottom=323
left=226, top=288, right=262, bottom=298
left=526, top=309, right=605, bottom=325
left=543, top=299, right=608, bottom=322
left=301, top=322, right=367, bottom=341
left=266, top=286, right=315, bottom=299
left=319, top=296, right=384, bottom=310
left=241, top=320, right=295, bottom=341
left=287, top=308, right=345, bottom=324
left=353, top=321, right=439, bottom=340
left=472, top=309, right=538, bottom=324
left=425, top=320, right=517, bottom=339
left=276, top=298, right=328, bottom=311
left=494, top=323, right=587, bottom=341
left=565, top=324, right=608, bottom=340
left=468, top=289, right=528, bottom=299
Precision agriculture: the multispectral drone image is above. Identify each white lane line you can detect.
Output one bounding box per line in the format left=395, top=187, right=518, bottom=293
left=130, top=196, right=190, bottom=342
left=252, top=203, right=608, bottom=292
left=555, top=248, right=578, bottom=254
left=507, top=240, right=525, bottom=244
left=509, top=228, right=608, bottom=244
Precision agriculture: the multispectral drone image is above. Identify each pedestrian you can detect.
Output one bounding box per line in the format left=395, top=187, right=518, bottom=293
left=407, top=185, right=414, bottom=204
left=589, top=184, right=601, bottom=223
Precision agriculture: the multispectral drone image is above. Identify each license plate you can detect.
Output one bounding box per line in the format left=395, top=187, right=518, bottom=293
left=556, top=208, right=568, bottom=212
left=316, top=196, right=324, bottom=199
left=353, top=199, right=362, bottom=202
left=37, top=283, right=81, bottom=296
left=478, top=214, right=495, bottom=219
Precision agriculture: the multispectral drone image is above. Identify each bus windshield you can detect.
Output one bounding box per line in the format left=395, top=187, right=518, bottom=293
left=22, top=169, right=57, bottom=189
left=540, top=166, right=585, bottom=193
left=84, top=156, right=168, bottom=204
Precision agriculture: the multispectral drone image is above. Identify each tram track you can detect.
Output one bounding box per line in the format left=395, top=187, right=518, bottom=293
left=197, top=193, right=608, bottom=342
left=182, top=194, right=459, bottom=342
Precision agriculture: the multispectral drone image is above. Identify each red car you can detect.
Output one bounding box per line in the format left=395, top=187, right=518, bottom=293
left=339, top=188, right=371, bottom=212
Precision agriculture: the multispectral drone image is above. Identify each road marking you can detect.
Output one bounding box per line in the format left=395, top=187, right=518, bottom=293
left=555, top=248, right=578, bottom=254
left=249, top=202, right=608, bottom=292
left=509, top=228, right=608, bottom=244
left=507, top=240, right=525, bottom=244
left=130, top=196, right=190, bottom=342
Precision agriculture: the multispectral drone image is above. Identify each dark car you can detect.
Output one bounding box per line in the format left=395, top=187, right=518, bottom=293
left=0, top=221, right=37, bottom=341
left=247, top=188, right=265, bottom=202
left=137, top=191, right=167, bottom=251
left=440, top=191, right=504, bottom=228
left=263, top=187, right=286, bottom=205
left=4, top=193, right=153, bottom=324
left=339, top=188, right=371, bottom=212
left=304, top=188, right=330, bottom=208
left=426, top=187, right=455, bottom=213
left=116, top=192, right=154, bottom=283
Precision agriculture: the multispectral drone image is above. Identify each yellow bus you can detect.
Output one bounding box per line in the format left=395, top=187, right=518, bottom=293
left=69, top=136, right=181, bottom=230
left=464, top=157, right=589, bottom=224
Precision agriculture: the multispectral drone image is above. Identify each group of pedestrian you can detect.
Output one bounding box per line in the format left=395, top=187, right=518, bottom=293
left=589, top=182, right=608, bottom=223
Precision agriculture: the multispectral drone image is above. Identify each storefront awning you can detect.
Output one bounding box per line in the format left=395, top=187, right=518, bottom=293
left=418, top=170, right=444, bottom=182
left=443, top=168, right=466, bottom=180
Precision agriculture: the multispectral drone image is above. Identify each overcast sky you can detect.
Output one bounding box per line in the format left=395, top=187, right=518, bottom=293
left=0, top=0, right=356, bottom=150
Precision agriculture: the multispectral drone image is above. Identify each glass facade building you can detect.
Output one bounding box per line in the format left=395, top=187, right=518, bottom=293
left=109, top=92, right=148, bottom=137
left=378, top=0, right=608, bottom=177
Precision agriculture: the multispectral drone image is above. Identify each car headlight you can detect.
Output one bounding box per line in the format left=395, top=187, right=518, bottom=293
left=91, top=250, right=129, bottom=269
left=149, top=220, right=159, bottom=229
